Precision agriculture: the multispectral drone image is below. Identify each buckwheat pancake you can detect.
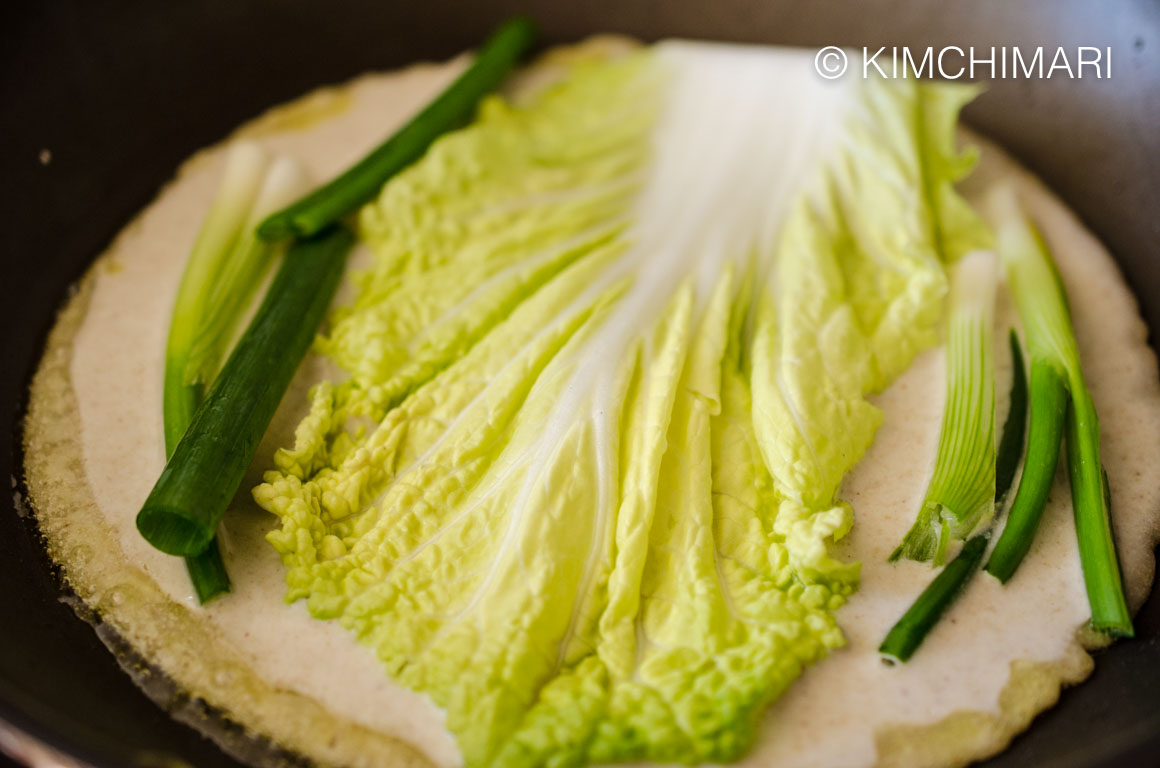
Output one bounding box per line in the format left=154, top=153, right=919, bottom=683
left=23, top=40, right=1160, bottom=768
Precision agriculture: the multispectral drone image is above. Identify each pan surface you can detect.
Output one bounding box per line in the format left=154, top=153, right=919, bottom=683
left=2, top=1, right=1158, bottom=766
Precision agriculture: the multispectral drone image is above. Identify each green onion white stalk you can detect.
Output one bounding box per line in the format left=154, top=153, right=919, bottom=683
left=183, top=154, right=312, bottom=389
left=893, top=249, right=999, bottom=565
left=982, top=186, right=1132, bottom=637
left=164, top=143, right=270, bottom=451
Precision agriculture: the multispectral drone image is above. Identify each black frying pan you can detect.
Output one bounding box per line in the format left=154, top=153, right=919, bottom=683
left=2, top=1, right=1159, bottom=766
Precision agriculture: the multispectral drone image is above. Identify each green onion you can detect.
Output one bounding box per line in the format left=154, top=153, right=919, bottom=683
left=982, top=186, right=1132, bottom=637
left=879, top=533, right=990, bottom=663
left=994, top=330, right=1028, bottom=504
left=892, top=250, right=998, bottom=565
left=983, top=358, right=1066, bottom=581
left=140, top=227, right=354, bottom=557
left=163, top=145, right=310, bottom=602
left=164, top=143, right=270, bottom=453
left=184, top=155, right=311, bottom=388
left=1067, top=383, right=1132, bottom=635
left=257, top=16, right=537, bottom=241
left=164, top=143, right=263, bottom=602
left=147, top=18, right=527, bottom=581
left=183, top=546, right=230, bottom=605
left=879, top=331, right=1029, bottom=663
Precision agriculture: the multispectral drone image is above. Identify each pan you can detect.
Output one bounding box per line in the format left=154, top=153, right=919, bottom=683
left=2, top=1, right=1158, bottom=766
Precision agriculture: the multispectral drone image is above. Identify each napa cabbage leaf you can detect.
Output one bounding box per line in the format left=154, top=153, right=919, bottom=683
left=256, top=41, right=986, bottom=767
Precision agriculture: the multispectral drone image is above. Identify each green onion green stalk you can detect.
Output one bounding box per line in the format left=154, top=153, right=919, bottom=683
left=142, top=226, right=354, bottom=559
left=257, top=16, right=537, bottom=241
left=880, top=533, right=990, bottom=663
left=994, top=329, right=1029, bottom=505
